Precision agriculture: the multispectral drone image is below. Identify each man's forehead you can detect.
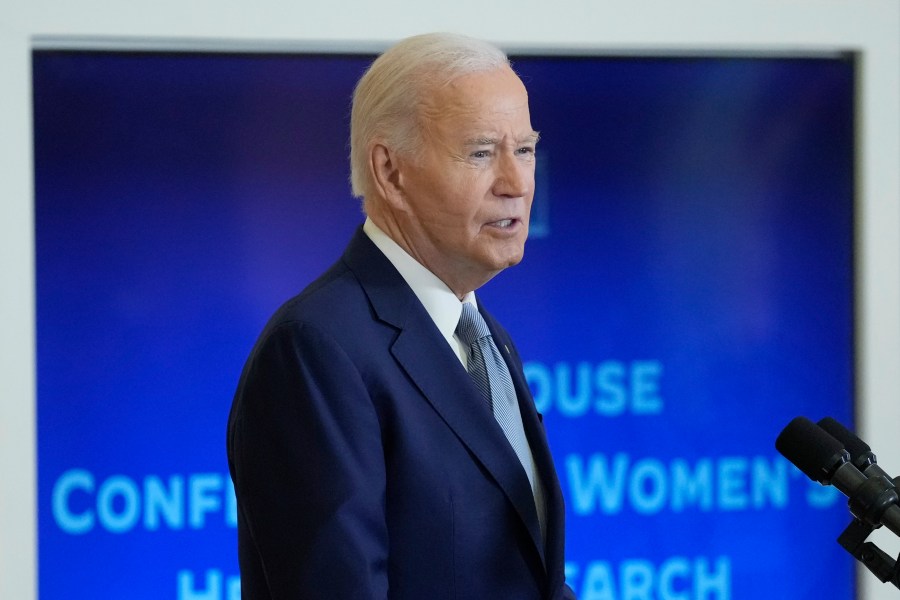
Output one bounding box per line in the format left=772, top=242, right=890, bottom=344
left=422, top=67, right=527, bottom=103
left=420, top=85, right=532, bottom=127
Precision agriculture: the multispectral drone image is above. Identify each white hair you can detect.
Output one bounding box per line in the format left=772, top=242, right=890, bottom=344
left=349, top=32, right=511, bottom=200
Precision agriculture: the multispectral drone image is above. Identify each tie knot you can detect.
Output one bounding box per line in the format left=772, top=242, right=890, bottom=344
left=456, top=302, right=491, bottom=346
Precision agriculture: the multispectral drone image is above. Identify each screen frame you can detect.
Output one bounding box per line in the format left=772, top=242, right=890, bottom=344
left=3, top=2, right=899, bottom=599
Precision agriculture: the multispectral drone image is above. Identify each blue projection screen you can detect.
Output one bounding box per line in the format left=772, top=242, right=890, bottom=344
left=34, top=50, right=855, bottom=599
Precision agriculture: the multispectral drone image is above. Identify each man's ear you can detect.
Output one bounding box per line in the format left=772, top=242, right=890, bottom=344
left=369, top=142, right=406, bottom=209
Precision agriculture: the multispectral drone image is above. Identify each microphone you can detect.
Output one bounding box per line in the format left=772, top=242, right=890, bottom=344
left=817, top=416, right=897, bottom=485
left=775, top=416, right=900, bottom=537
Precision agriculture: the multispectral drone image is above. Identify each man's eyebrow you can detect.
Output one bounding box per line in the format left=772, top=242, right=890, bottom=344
left=464, top=132, right=541, bottom=146
left=464, top=136, right=500, bottom=146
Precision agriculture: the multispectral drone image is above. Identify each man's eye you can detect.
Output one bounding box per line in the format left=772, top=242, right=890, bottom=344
left=470, top=150, right=491, bottom=159
left=516, top=146, right=536, bottom=156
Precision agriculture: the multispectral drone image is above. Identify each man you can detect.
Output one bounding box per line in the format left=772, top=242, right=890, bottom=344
left=227, top=33, right=576, bottom=599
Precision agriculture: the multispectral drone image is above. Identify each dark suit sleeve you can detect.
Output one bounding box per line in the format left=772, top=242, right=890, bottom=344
left=228, top=320, right=388, bottom=599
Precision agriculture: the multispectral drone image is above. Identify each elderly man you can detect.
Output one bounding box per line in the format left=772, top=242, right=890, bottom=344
left=227, top=33, right=576, bottom=599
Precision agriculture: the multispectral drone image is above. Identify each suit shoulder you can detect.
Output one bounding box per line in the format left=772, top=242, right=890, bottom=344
left=268, top=260, right=369, bottom=330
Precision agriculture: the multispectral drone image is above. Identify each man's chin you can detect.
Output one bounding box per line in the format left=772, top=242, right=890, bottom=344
left=488, top=250, right=525, bottom=272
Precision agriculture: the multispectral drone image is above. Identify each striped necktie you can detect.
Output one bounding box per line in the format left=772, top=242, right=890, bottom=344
left=456, top=302, right=546, bottom=538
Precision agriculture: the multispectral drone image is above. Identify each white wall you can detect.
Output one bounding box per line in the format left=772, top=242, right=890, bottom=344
left=3, top=1, right=898, bottom=598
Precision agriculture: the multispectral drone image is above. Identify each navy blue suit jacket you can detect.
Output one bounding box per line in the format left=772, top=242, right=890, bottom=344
left=227, top=226, right=575, bottom=599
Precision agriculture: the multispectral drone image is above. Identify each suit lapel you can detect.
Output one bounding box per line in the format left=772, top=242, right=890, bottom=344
left=341, top=228, right=548, bottom=570
left=484, top=309, right=569, bottom=590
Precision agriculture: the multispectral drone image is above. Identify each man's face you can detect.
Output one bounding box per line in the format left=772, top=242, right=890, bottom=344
left=391, top=66, right=537, bottom=295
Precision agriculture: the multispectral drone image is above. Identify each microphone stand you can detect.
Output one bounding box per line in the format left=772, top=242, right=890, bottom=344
left=836, top=473, right=900, bottom=590
left=837, top=518, right=900, bottom=589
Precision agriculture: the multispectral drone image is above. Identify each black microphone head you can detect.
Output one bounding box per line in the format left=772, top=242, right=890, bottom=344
left=817, top=416, right=871, bottom=458
left=776, top=416, right=848, bottom=483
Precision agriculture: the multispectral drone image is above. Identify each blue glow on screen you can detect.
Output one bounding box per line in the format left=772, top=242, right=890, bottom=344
left=34, top=50, right=854, bottom=599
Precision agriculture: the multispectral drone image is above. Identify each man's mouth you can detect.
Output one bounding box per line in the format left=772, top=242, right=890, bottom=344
left=489, top=219, right=515, bottom=228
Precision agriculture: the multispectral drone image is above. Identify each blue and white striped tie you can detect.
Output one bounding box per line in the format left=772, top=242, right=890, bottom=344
left=456, top=302, right=545, bottom=538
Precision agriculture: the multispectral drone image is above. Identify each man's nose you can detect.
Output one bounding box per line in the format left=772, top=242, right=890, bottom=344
left=492, top=152, right=533, bottom=198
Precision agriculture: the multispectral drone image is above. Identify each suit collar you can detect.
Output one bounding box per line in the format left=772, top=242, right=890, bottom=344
left=340, top=226, right=416, bottom=330
left=362, top=218, right=470, bottom=361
